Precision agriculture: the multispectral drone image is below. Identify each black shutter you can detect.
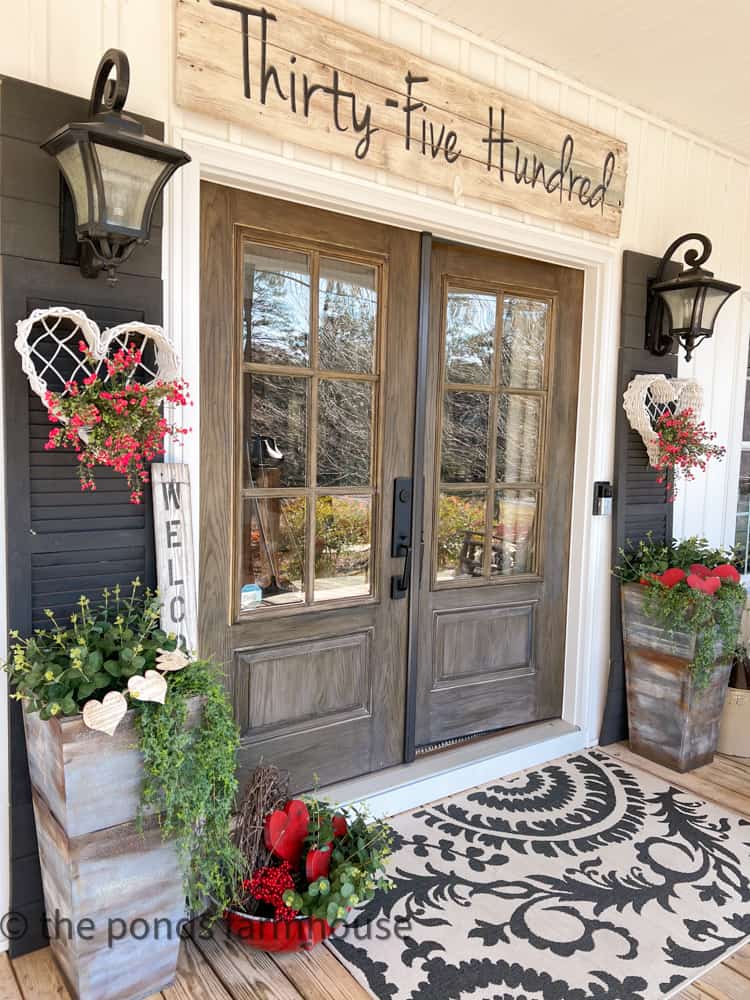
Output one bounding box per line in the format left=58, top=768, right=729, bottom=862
left=599, top=250, right=680, bottom=746
left=1, top=75, right=164, bottom=956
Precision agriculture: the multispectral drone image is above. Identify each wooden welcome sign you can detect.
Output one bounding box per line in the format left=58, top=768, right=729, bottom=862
left=175, top=0, right=628, bottom=236
left=152, top=463, right=198, bottom=653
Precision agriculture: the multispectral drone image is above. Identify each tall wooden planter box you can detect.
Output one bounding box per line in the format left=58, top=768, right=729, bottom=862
left=621, top=583, right=733, bottom=772
left=23, top=697, right=202, bottom=1000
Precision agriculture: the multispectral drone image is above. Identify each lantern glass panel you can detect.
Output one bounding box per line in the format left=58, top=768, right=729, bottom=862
left=57, top=143, right=92, bottom=226
left=659, top=287, right=698, bottom=332
left=699, top=286, right=732, bottom=331
left=95, top=144, right=168, bottom=232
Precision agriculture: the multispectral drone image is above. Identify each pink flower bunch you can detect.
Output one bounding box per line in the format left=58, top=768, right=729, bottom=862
left=653, top=408, right=725, bottom=501
left=43, top=340, right=191, bottom=504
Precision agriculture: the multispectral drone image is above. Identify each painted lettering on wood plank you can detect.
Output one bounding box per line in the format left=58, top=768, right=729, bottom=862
left=175, top=0, right=627, bottom=235
left=152, top=464, right=198, bottom=652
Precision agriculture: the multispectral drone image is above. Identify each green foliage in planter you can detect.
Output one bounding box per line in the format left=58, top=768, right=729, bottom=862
left=615, top=534, right=746, bottom=688
left=281, top=798, right=394, bottom=927
left=3, top=581, right=244, bottom=919
left=134, top=659, right=245, bottom=917
left=5, top=581, right=174, bottom=718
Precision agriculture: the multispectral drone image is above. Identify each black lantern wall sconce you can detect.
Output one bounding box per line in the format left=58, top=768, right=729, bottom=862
left=41, top=49, right=190, bottom=285
left=645, top=233, right=740, bottom=362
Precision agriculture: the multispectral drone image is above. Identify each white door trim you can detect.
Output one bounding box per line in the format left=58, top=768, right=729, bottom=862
left=164, top=130, right=619, bottom=792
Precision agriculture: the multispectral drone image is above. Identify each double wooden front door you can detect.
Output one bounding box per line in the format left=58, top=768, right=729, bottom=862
left=200, top=184, right=582, bottom=791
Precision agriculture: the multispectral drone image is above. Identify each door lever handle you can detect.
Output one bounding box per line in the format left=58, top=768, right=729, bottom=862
left=391, top=543, right=412, bottom=600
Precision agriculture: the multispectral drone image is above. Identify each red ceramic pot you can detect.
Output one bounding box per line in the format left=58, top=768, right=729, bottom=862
left=223, top=909, right=334, bottom=952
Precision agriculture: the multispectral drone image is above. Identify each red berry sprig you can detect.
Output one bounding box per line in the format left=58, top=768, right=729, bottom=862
left=246, top=861, right=299, bottom=921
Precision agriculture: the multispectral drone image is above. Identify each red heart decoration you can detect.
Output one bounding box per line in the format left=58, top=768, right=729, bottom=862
left=713, top=564, right=741, bottom=584
left=305, top=846, right=331, bottom=881
left=332, top=814, right=348, bottom=838
left=687, top=573, right=721, bottom=595
left=658, top=568, right=686, bottom=589
left=263, top=799, right=310, bottom=864
left=690, top=564, right=712, bottom=578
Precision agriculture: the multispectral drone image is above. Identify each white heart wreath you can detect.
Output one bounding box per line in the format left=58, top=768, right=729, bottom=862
left=14, top=306, right=180, bottom=404
left=623, top=373, right=703, bottom=467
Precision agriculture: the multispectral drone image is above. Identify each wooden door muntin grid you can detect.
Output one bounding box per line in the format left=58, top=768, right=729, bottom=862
left=432, top=273, right=557, bottom=590
left=232, top=224, right=388, bottom=622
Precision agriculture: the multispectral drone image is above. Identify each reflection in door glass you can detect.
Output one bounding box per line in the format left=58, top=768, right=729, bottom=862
left=244, top=373, right=309, bottom=488
left=496, top=395, right=541, bottom=483
left=319, top=258, right=377, bottom=373
left=436, top=490, right=487, bottom=581
left=444, top=288, right=496, bottom=384
left=501, top=297, right=548, bottom=388
left=317, top=379, right=373, bottom=488
left=441, top=391, right=489, bottom=483
left=314, top=495, right=372, bottom=600
left=491, top=490, right=537, bottom=576
left=243, top=243, right=311, bottom=366
left=240, top=497, right=306, bottom=608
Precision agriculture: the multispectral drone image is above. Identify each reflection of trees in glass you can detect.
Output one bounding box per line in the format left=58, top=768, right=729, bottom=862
left=318, top=380, right=372, bottom=487
left=319, top=265, right=376, bottom=372
left=315, top=496, right=370, bottom=578
left=445, top=290, right=495, bottom=384
left=502, top=298, right=547, bottom=388
left=437, top=493, right=486, bottom=573
left=246, top=374, right=308, bottom=487
left=244, top=252, right=311, bottom=365
left=497, top=395, right=540, bottom=483
left=441, top=391, right=489, bottom=484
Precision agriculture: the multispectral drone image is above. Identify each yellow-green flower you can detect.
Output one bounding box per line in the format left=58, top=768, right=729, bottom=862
left=49, top=703, right=61, bottom=716
left=44, top=670, right=55, bottom=682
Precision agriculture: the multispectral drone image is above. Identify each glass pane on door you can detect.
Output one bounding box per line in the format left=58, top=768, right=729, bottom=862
left=239, top=241, right=380, bottom=613
left=435, top=284, right=551, bottom=585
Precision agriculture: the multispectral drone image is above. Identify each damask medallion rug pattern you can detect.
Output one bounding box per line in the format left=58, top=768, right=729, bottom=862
left=329, top=750, right=750, bottom=1000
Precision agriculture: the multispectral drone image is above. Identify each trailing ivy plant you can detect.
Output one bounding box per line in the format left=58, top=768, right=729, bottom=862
left=134, top=658, right=245, bottom=917
left=615, top=534, right=746, bottom=688
left=3, top=582, right=244, bottom=918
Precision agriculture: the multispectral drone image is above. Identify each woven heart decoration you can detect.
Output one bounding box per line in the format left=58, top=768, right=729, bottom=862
left=14, top=306, right=180, bottom=404
left=82, top=690, right=129, bottom=736
left=623, top=374, right=703, bottom=467
left=127, top=670, right=168, bottom=705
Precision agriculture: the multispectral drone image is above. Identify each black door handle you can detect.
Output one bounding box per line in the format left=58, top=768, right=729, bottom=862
left=391, top=543, right=412, bottom=599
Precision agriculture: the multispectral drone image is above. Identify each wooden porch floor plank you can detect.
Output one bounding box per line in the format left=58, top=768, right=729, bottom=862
left=193, top=928, right=304, bottom=1000
left=722, top=941, right=750, bottom=979
left=689, top=961, right=750, bottom=999
left=603, top=745, right=750, bottom=816
left=11, top=948, right=70, bottom=1000
left=0, top=954, right=24, bottom=1000
left=162, top=937, right=233, bottom=1000
left=272, top=943, right=371, bottom=1000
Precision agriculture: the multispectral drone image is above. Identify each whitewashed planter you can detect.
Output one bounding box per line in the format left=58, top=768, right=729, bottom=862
left=718, top=688, right=750, bottom=757
left=23, top=697, right=202, bottom=1000
left=621, top=584, right=734, bottom=772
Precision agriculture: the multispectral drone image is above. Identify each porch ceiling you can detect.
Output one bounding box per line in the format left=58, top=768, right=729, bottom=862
left=410, top=0, right=750, bottom=160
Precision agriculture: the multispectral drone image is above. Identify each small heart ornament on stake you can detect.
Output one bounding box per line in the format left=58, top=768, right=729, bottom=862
left=155, top=648, right=190, bottom=672
left=82, top=690, right=128, bottom=736
left=127, top=670, right=168, bottom=704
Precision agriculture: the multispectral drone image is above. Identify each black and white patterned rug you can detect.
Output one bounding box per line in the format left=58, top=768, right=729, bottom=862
left=330, top=750, right=750, bottom=1000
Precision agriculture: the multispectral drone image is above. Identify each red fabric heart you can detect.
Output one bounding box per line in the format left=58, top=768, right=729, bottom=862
left=332, top=814, right=348, bottom=838
left=658, top=568, right=686, bottom=588
left=713, top=563, right=741, bottom=584
left=687, top=573, right=721, bottom=595
left=689, top=564, right=712, bottom=578
left=305, top=846, right=331, bottom=881
left=263, top=799, right=310, bottom=864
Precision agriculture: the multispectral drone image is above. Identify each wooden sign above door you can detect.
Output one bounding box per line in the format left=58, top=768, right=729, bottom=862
left=176, top=0, right=628, bottom=236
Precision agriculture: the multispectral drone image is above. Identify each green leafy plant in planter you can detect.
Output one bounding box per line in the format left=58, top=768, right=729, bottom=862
left=615, top=534, right=746, bottom=687
left=4, top=581, right=244, bottom=917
